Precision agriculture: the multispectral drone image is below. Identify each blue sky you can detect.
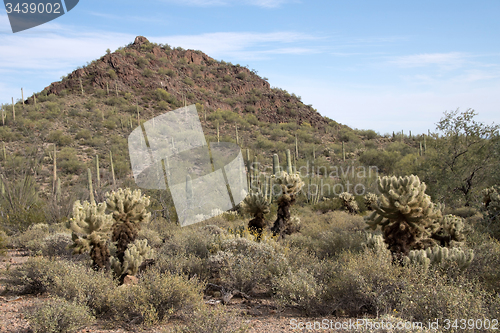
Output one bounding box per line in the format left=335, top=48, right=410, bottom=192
left=1, top=0, right=499, bottom=135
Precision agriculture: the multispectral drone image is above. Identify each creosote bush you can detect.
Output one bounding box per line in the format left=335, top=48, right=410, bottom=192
left=26, top=297, right=96, bottom=333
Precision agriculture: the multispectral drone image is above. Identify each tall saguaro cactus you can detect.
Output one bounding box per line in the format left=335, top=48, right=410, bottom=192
left=286, top=149, right=292, bottom=174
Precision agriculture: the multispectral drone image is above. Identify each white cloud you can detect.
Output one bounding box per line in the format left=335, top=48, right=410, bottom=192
left=150, top=31, right=320, bottom=60
left=388, top=52, right=467, bottom=69
left=158, top=0, right=297, bottom=7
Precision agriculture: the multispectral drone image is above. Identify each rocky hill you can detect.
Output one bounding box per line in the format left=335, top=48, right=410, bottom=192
left=40, top=36, right=329, bottom=129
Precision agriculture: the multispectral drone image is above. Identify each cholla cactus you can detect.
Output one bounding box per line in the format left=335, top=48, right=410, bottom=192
left=405, top=245, right=474, bottom=271
left=339, top=192, right=359, bottom=214
left=273, top=171, right=304, bottom=196
left=362, top=233, right=387, bottom=253
left=431, top=214, right=466, bottom=246
left=110, top=239, right=154, bottom=278
left=241, top=190, right=270, bottom=238
left=271, top=171, right=305, bottom=239
left=364, top=193, right=378, bottom=210
left=482, top=185, right=500, bottom=239
left=365, top=175, right=442, bottom=261
left=105, top=188, right=151, bottom=271
left=66, top=200, right=114, bottom=270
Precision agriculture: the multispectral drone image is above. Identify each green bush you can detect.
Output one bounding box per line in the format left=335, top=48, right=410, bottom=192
left=208, top=234, right=288, bottom=294
left=183, top=77, right=194, bottom=86
left=58, top=148, right=84, bottom=174
left=107, top=268, right=204, bottom=325
left=108, top=69, right=118, bottom=80
left=0, top=229, right=9, bottom=254
left=39, top=232, right=73, bottom=258
left=47, top=130, right=73, bottom=146
left=236, top=72, right=247, bottom=80
left=75, top=129, right=92, bottom=140
left=26, top=297, right=95, bottom=333
left=143, top=68, right=154, bottom=77
left=6, top=256, right=116, bottom=314
left=5, top=256, right=69, bottom=295
left=9, top=223, right=49, bottom=253
left=272, top=268, right=324, bottom=315
left=104, top=97, right=127, bottom=106
left=103, top=119, right=117, bottom=130
left=136, top=57, right=149, bottom=69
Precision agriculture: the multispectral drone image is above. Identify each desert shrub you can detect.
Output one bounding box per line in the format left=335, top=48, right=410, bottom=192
left=75, top=129, right=92, bottom=140
left=244, top=105, right=255, bottom=113
left=0, top=127, right=18, bottom=141
left=272, top=268, right=324, bottom=315
left=39, top=232, right=73, bottom=258
left=0, top=229, right=9, bottom=254
left=103, top=119, right=117, bottom=130
left=357, top=129, right=378, bottom=140
left=9, top=223, right=49, bottom=251
left=6, top=256, right=116, bottom=314
left=236, top=72, right=247, bottom=80
left=108, top=69, right=117, bottom=79
left=397, top=271, right=490, bottom=324
left=220, top=86, right=231, bottom=95
left=137, top=228, right=163, bottom=248
left=143, top=68, right=154, bottom=77
left=321, top=249, right=402, bottom=317
left=135, top=56, right=149, bottom=69
left=95, top=89, right=106, bottom=98
left=208, top=234, right=288, bottom=294
left=26, top=297, right=95, bottom=333
left=466, top=237, right=500, bottom=294
left=5, top=256, right=69, bottom=295
left=287, top=230, right=365, bottom=259
left=47, top=130, right=73, bottom=146
left=173, top=305, right=249, bottom=333
left=44, top=101, right=62, bottom=119
left=58, top=147, right=84, bottom=174
left=183, top=77, right=194, bottom=86
left=83, top=100, right=96, bottom=110
left=104, top=97, right=127, bottom=106
left=107, top=268, right=204, bottom=325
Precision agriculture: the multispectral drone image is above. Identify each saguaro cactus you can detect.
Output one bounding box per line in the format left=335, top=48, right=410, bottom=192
left=365, top=175, right=442, bottom=262
left=286, top=149, right=292, bottom=174
left=271, top=171, right=305, bottom=239
left=67, top=200, right=114, bottom=270
left=273, top=154, right=280, bottom=175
